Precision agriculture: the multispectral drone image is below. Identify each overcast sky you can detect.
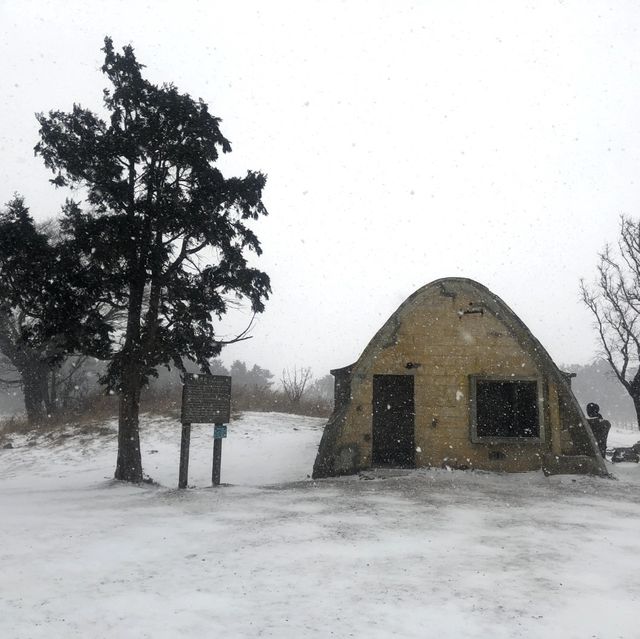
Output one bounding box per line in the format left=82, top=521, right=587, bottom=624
left=2, top=0, right=640, bottom=379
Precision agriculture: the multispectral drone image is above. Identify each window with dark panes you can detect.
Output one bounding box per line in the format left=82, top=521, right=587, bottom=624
left=473, top=379, right=540, bottom=440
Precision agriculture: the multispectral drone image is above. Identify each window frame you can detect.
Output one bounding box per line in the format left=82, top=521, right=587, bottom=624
left=469, top=375, right=545, bottom=444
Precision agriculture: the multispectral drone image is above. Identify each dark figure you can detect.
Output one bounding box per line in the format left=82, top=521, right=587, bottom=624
left=586, top=402, right=611, bottom=458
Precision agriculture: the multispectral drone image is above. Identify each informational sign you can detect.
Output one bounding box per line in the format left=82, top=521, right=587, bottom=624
left=181, top=374, right=231, bottom=424
left=179, top=373, right=232, bottom=489
left=213, top=425, right=228, bottom=439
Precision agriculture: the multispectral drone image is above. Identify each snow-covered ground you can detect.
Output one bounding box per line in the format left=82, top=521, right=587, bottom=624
left=1, top=413, right=639, bottom=639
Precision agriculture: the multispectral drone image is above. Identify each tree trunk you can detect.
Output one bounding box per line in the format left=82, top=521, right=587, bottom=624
left=114, top=239, right=163, bottom=483
left=47, top=368, right=57, bottom=416
left=114, top=241, right=147, bottom=482
left=115, top=363, right=144, bottom=482
left=632, top=393, right=640, bottom=432
left=22, top=363, right=48, bottom=425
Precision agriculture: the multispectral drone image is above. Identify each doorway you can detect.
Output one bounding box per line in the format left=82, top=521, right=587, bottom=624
left=372, top=374, right=415, bottom=467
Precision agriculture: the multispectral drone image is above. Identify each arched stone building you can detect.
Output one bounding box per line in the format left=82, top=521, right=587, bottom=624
left=313, top=278, right=607, bottom=478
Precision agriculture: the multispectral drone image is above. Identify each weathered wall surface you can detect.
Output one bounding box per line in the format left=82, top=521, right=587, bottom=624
left=314, top=279, right=602, bottom=478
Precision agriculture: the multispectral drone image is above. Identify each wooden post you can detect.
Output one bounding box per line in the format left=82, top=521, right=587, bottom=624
left=212, top=423, right=222, bottom=486
left=178, top=423, right=191, bottom=489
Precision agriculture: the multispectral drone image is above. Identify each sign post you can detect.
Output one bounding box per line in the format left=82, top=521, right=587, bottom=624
left=178, top=423, right=191, bottom=489
left=212, top=427, right=222, bottom=486
left=212, top=424, right=227, bottom=485
left=179, top=374, right=232, bottom=489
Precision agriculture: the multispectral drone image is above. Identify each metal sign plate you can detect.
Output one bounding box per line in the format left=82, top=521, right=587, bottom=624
left=181, top=374, right=231, bottom=424
left=213, top=425, right=228, bottom=439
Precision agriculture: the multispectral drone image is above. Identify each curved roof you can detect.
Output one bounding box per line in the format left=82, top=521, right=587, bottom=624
left=355, top=277, right=557, bottom=377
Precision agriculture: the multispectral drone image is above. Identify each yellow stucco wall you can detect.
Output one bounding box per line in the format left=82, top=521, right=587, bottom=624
left=334, top=285, right=561, bottom=472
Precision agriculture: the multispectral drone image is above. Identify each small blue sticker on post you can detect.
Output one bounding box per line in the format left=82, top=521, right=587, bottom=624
left=213, top=425, right=228, bottom=439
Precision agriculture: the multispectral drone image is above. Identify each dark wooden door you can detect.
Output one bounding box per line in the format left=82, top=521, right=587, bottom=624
left=372, top=375, right=415, bottom=467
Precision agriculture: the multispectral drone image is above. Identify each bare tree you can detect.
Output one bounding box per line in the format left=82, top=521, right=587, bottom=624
left=307, top=374, right=333, bottom=402
left=281, top=366, right=312, bottom=406
left=581, top=215, right=640, bottom=430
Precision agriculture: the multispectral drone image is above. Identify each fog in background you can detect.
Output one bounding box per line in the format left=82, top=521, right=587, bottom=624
left=2, top=1, right=640, bottom=389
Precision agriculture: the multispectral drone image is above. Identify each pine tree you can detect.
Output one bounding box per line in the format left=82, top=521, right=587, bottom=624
left=0, top=195, right=110, bottom=422
left=35, top=38, right=270, bottom=481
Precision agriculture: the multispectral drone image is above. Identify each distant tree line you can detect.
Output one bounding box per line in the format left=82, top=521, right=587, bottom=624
left=145, top=360, right=333, bottom=417
left=0, top=356, right=334, bottom=420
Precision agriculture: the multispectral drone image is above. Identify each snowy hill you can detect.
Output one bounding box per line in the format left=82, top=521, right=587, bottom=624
left=1, top=413, right=639, bottom=638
